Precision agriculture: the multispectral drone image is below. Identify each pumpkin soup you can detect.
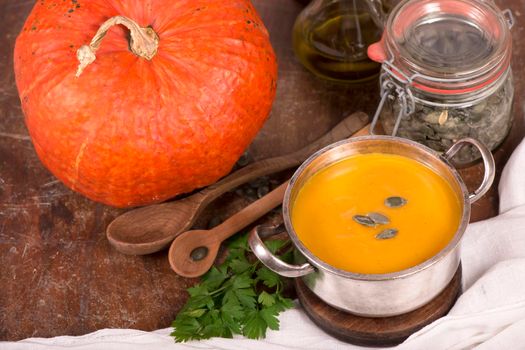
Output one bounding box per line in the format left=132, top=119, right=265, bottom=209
left=291, top=153, right=461, bottom=274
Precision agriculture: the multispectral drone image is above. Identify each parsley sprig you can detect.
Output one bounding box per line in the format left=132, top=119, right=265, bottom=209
left=171, top=233, right=294, bottom=342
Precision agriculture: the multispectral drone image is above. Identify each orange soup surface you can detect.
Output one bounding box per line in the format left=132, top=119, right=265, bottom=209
left=291, top=153, right=462, bottom=274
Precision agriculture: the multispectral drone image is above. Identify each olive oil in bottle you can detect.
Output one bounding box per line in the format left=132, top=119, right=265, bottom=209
left=293, top=0, right=384, bottom=83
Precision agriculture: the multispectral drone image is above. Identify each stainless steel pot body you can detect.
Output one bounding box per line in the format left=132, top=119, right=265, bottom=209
left=249, top=136, right=495, bottom=317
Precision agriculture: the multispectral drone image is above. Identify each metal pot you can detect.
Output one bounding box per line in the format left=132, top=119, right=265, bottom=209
left=248, top=136, right=495, bottom=317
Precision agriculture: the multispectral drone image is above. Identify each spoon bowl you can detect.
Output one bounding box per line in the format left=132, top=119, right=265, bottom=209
left=168, top=229, right=221, bottom=278
left=106, top=196, right=203, bottom=255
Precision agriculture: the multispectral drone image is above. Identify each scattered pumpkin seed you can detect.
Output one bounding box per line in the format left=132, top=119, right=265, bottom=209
left=235, top=151, right=252, bottom=168
left=353, top=215, right=376, bottom=227
left=249, top=176, right=270, bottom=189
left=438, top=109, right=448, bottom=125
left=376, top=228, right=398, bottom=240
left=207, top=216, right=222, bottom=229
left=257, top=184, right=270, bottom=198
left=385, top=196, right=408, bottom=208
left=367, top=212, right=390, bottom=225
left=271, top=205, right=282, bottom=214
left=244, top=187, right=258, bottom=201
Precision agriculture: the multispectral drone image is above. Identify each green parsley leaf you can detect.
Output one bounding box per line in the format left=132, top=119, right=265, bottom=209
left=221, top=299, right=244, bottom=334
left=243, top=310, right=268, bottom=339
left=187, top=284, right=208, bottom=297
left=229, top=259, right=252, bottom=274
left=260, top=307, right=280, bottom=330
left=232, top=273, right=253, bottom=289
left=202, top=266, right=228, bottom=290
left=201, top=313, right=224, bottom=339
left=277, top=295, right=295, bottom=309
left=280, top=249, right=294, bottom=264
left=184, top=294, right=213, bottom=310
left=235, top=287, right=257, bottom=309
left=265, top=239, right=288, bottom=254
left=222, top=299, right=244, bottom=320
left=170, top=316, right=201, bottom=342
left=184, top=308, right=207, bottom=318
left=222, top=288, right=239, bottom=306
left=256, top=267, right=281, bottom=288
left=226, top=233, right=249, bottom=251
left=258, top=291, right=275, bottom=307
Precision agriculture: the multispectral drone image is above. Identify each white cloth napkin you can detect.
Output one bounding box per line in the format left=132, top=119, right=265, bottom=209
left=4, top=138, right=525, bottom=350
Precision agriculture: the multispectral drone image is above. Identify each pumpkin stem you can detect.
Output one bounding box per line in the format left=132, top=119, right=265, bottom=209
left=76, top=16, right=159, bottom=77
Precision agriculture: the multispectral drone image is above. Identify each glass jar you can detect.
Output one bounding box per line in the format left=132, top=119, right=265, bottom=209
left=292, top=0, right=386, bottom=83
left=368, top=0, right=514, bottom=164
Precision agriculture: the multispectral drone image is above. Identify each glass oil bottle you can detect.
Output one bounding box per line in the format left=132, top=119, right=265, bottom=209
left=293, top=0, right=385, bottom=83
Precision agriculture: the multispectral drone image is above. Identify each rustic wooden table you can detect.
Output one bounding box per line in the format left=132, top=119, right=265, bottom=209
left=1, top=0, right=524, bottom=341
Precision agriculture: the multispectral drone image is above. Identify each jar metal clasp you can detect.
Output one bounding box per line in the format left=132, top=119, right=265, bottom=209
left=370, top=59, right=415, bottom=136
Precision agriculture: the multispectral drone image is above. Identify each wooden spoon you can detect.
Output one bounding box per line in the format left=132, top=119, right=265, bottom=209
left=106, top=112, right=368, bottom=255
left=168, top=123, right=373, bottom=278
left=168, top=181, right=288, bottom=278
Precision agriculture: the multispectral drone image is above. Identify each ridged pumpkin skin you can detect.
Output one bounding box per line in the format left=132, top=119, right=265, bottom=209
left=14, top=0, right=277, bottom=207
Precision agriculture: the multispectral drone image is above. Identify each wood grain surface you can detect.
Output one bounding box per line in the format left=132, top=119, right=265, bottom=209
left=0, top=0, right=524, bottom=340
left=296, top=267, right=462, bottom=347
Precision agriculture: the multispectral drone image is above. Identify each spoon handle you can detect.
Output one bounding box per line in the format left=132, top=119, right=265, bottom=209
left=197, top=112, right=368, bottom=205
left=213, top=181, right=289, bottom=242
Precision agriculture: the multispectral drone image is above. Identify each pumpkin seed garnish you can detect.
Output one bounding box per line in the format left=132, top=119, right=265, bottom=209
left=190, top=246, right=209, bottom=261
left=367, top=212, right=390, bottom=225
left=385, top=196, right=408, bottom=208
left=376, top=228, right=398, bottom=240
left=353, top=215, right=376, bottom=227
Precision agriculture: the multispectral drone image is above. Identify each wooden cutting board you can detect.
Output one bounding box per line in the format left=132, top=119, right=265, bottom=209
left=295, top=266, right=462, bottom=347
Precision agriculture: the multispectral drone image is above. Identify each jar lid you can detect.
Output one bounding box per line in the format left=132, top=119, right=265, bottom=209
left=368, top=0, right=512, bottom=96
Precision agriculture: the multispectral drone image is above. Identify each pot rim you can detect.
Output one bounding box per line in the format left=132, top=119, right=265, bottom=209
left=282, top=135, right=470, bottom=281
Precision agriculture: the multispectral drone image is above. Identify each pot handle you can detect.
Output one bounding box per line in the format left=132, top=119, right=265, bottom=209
left=444, top=138, right=496, bottom=204
left=248, top=224, right=315, bottom=278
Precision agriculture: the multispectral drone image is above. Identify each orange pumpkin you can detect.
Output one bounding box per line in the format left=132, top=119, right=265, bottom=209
left=14, top=0, right=277, bottom=207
